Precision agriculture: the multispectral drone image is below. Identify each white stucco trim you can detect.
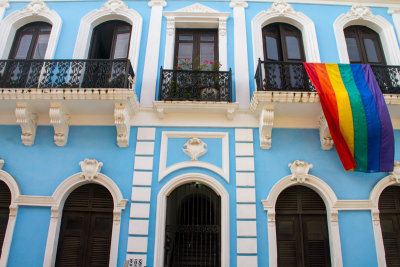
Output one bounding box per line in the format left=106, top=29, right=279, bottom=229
left=163, top=3, right=231, bottom=71
left=334, top=5, right=400, bottom=65
left=251, top=1, right=321, bottom=72
left=262, top=170, right=343, bottom=267
left=43, top=159, right=128, bottom=267
left=369, top=174, right=400, bottom=267
left=158, top=131, right=229, bottom=182
left=0, top=0, right=62, bottom=59
left=153, top=173, right=229, bottom=267
left=0, top=166, right=21, bottom=267
left=72, top=0, right=142, bottom=72
left=0, top=1, right=9, bottom=21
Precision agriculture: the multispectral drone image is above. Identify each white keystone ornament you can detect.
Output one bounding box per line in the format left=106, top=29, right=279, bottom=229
left=80, top=159, right=103, bottom=181
left=183, top=138, right=207, bottom=161
left=289, top=160, right=313, bottom=183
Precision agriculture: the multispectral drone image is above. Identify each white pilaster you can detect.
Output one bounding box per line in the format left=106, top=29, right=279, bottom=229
left=140, top=0, right=167, bottom=107
left=389, top=8, right=400, bottom=44
left=230, top=0, right=250, bottom=109
left=0, top=1, right=9, bottom=20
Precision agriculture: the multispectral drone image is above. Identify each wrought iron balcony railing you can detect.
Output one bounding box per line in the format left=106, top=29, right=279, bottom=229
left=0, top=59, right=134, bottom=89
left=158, top=67, right=232, bottom=102
left=255, top=59, right=400, bottom=94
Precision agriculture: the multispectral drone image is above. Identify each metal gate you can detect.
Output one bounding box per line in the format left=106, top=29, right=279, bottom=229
left=164, top=182, right=221, bottom=267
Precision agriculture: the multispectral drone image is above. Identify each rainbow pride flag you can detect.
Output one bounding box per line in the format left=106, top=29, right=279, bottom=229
left=303, top=63, right=394, bottom=172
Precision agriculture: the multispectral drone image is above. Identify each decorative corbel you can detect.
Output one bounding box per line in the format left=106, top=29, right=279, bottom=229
left=49, top=102, right=70, bottom=147
left=15, top=102, right=37, bottom=146
left=114, top=102, right=132, bottom=147
left=389, top=161, right=400, bottom=183
left=319, top=114, right=333, bottom=150
left=259, top=105, right=274, bottom=149
left=79, top=159, right=103, bottom=181
left=288, top=160, right=313, bottom=183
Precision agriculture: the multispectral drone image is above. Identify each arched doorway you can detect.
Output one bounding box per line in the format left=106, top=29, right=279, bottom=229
left=275, top=185, right=331, bottom=267
left=378, top=186, right=400, bottom=266
left=55, top=183, right=113, bottom=267
left=164, top=182, right=221, bottom=267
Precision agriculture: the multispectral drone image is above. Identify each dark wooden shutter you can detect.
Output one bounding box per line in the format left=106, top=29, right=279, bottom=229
left=276, top=186, right=331, bottom=267
left=0, top=181, right=11, bottom=256
left=55, top=184, right=113, bottom=267
left=379, top=186, right=400, bottom=266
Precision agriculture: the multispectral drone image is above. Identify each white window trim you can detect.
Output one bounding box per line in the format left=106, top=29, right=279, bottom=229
left=369, top=164, right=400, bottom=267
left=72, top=0, right=142, bottom=72
left=153, top=173, right=230, bottom=267
left=251, top=0, right=321, bottom=72
left=0, top=0, right=62, bottom=59
left=43, top=159, right=128, bottom=267
left=334, top=5, right=400, bottom=65
left=262, top=160, right=342, bottom=267
left=0, top=161, right=21, bottom=267
left=163, top=3, right=230, bottom=71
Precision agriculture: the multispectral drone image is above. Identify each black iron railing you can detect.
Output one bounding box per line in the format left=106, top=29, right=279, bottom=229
left=255, top=59, right=400, bottom=94
left=158, top=67, right=232, bottom=102
left=0, top=59, right=134, bottom=89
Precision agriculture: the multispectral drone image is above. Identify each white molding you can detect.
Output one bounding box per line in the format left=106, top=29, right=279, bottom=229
left=0, top=162, right=21, bottom=267
left=49, top=101, right=70, bottom=147
left=153, top=173, right=230, bottom=267
left=251, top=0, right=321, bottom=73
left=158, top=131, right=229, bottom=182
left=369, top=165, right=400, bottom=267
left=162, top=3, right=231, bottom=73
left=139, top=0, right=165, bottom=107
left=0, top=1, right=10, bottom=20
left=15, top=101, right=37, bottom=146
left=0, top=0, right=62, bottom=59
left=262, top=160, right=343, bottom=267
left=73, top=0, right=142, bottom=72
left=334, top=5, right=400, bottom=65
left=230, top=0, right=250, bottom=109
left=319, top=114, right=333, bottom=150
left=388, top=8, right=400, bottom=44
left=43, top=158, right=128, bottom=267
left=153, top=101, right=239, bottom=120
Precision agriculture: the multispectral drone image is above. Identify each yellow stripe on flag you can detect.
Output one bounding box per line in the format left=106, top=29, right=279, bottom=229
left=325, top=64, right=354, bottom=156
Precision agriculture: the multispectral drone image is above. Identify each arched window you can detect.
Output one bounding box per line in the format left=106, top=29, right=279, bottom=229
left=262, top=23, right=305, bottom=63
left=378, top=186, right=400, bottom=266
left=9, top=22, right=52, bottom=60
left=276, top=186, right=331, bottom=267
left=344, top=25, right=386, bottom=65
left=89, top=20, right=132, bottom=60
left=55, top=184, right=113, bottom=267
left=0, top=180, right=11, bottom=256
left=164, top=182, right=221, bottom=266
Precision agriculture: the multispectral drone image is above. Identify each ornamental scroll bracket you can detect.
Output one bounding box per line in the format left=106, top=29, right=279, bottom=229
left=319, top=114, right=333, bottom=150
left=259, top=104, right=274, bottom=149
left=79, top=159, right=103, bottom=181
left=15, top=102, right=37, bottom=146
left=49, top=101, right=70, bottom=147
left=389, top=161, right=400, bottom=183
left=183, top=138, right=208, bottom=161
left=288, top=160, right=313, bottom=183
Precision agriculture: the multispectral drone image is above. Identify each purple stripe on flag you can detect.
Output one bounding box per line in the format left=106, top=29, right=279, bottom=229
left=362, top=65, right=394, bottom=172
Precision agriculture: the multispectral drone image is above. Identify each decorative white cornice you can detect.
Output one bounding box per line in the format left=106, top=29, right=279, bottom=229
left=148, top=0, right=166, bottom=7
left=183, top=138, right=208, bottom=161
left=0, top=158, right=3, bottom=169
left=49, top=101, right=70, bottom=147
left=319, top=114, right=333, bottom=150
left=114, top=101, right=131, bottom=147
left=259, top=105, right=273, bottom=149
left=79, top=159, right=103, bottom=181
left=174, top=3, right=219, bottom=13
left=15, top=102, right=37, bottom=146
left=389, top=161, right=400, bottom=183
left=230, top=0, right=248, bottom=9
left=288, top=160, right=313, bottom=183
left=101, top=0, right=129, bottom=13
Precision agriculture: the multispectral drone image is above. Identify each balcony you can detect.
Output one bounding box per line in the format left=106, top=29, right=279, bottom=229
left=154, top=67, right=238, bottom=119
left=0, top=59, right=138, bottom=147
left=251, top=59, right=400, bottom=150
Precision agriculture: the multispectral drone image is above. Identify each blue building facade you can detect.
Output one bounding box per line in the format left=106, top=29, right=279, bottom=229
left=0, top=0, right=400, bottom=266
